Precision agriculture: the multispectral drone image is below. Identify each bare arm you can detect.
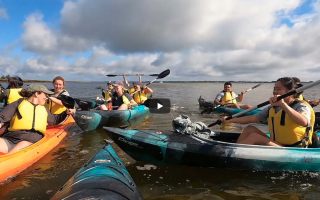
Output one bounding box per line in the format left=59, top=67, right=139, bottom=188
left=123, top=74, right=130, bottom=87
left=143, top=86, right=153, bottom=94
left=281, top=103, right=308, bottom=126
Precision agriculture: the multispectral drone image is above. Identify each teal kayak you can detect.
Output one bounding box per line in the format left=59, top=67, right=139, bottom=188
left=104, top=127, right=320, bottom=171
left=74, top=105, right=150, bottom=131
left=198, top=96, right=261, bottom=116
left=51, top=140, right=143, bottom=200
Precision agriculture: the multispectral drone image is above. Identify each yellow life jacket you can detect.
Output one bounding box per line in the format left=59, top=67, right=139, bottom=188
left=6, top=88, right=23, bottom=106
left=221, top=91, right=237, bottom=104
left=45, top=89, right=68, bottom=114
left=122, top=95, right=131, bottom=106
left=133, top=91, right=147, bottom=104
left=129, top=88, right=135, bottom=95
left=104, top=89, right=113, bottom=101
left=267, top=100, right=315, bottom=146
left=9, top=100, right=48, bottom=134
left=297, top=94, right=304, bottom=101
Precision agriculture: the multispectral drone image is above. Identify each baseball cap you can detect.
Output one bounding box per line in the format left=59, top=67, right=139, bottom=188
left=107, top=81, right=113, bottom=85
left=113, top=80, right=124, bottom=87
left=133, top=82, right=140, bottom=86
left=27, top=84, right=54, bottom=94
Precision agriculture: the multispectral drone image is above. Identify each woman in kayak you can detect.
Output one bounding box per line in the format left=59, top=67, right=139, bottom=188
left=101, top=81, right=115, bottom=101
left=0, top=76, right=24, bottom=106
left=0, top=84, right=76, bottom=154
left=100, top=81, right=137, bottom=111
left=292, top=77, right=319, bottom=107
left=123, top=73, right=142, bottom=95
left=132, top=82, right=153, bottom=105
left=222, top=77, right=314, bottom=147
left=45, top=76, right=69, bottom=114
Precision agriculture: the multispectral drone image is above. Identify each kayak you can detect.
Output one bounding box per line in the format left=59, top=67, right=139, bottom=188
left=51, top=140, right=143, bottom=200
left=104, top=127, right=320, bottom=171
left=74, top=105, right=150, bottom=132
left=198, top=96, right=262, bottom=116
left=0, top=115, right=75, bottom=183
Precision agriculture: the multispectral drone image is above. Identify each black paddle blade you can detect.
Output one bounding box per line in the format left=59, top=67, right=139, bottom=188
left=208, top=119, right=223, bottom=127
left=157, top=69, right=170, bottom=79
left=58, top=95, right=75, bottom=109
left=252, top=83, right=262, bottom=89
left=74, top=98, right=97, bottom=110
left=106, top=74, right=117, bottom=77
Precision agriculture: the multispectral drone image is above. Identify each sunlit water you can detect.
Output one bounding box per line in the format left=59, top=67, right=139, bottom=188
left=1, top=82, right=320, bottom=200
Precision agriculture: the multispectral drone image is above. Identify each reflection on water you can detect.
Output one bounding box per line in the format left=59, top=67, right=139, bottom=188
left=1, top=82, right=320, bottom=200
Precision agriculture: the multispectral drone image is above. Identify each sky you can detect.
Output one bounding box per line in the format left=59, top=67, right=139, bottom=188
left=0, top=0, right=320, bottom=82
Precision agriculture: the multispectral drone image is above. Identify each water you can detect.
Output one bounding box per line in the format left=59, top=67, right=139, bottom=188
left=1, top=82, right=320, bottom=200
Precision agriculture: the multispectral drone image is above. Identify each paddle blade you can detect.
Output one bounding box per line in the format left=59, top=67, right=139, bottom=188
left=157, top=69, right=170, bottom=79
left=251, top=83, right=262, bottom=89
left=150, top=74, right=159, bottom=77
left=74, top=98, right=97, bottom=110
left=58, top=95, right=75, bottom=109
left=106, top=74, right=117, bottom=77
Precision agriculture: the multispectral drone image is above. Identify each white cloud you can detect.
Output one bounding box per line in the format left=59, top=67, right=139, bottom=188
left=0, top=56, right=21, bottom=75
left=21, top=13, right=93, bottom=56
left=0, top=8, right=8, bottom=19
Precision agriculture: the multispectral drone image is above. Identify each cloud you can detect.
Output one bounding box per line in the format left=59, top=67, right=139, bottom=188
left=0, top=56, right=21, bottom=75
left=0, top=8, right=8, bottom=19
left=21, top=13, right=93, bottom=56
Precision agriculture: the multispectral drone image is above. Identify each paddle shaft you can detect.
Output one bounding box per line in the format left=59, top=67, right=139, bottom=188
left=208, top=80, right=320, bottom=127
left=106, top=74, right=159, bottom=77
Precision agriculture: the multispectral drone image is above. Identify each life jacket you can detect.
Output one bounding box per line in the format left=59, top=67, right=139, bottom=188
left=221, top=91, right=237, bottom=104
left=267, top=100, right=315, bottom=147
left=104, top=89, right=114, bottom=101
left=45, top=89, right=68, bottom=114
left=9, top=100, right=48, bottom=134
left=296, top=94, right=304, bottom=101
left=129, top=88, right=135, bottom=95
left=112, top=93, right=131, bottom=108
left=133, top=91, right=147, bottom=104
left=5, top=88, right=23, bottom=106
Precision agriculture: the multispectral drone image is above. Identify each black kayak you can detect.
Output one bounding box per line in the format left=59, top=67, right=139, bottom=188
left=103, top=127, right=320, bottom=171
left=51, top=140, right=143, bottom=200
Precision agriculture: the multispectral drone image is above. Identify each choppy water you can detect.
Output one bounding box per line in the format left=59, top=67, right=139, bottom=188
left=1, top=82, right=320, bottom=200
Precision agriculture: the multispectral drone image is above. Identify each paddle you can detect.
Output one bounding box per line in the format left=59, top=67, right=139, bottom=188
left=57, top=95, right=75, bottom=109
left=106, top=74, right=159, bottom=77
left=201, top=83, right=263, bottom=114
left=207, top=80, right=320, bottom=127
left=130, top=69, right=170, bottom=96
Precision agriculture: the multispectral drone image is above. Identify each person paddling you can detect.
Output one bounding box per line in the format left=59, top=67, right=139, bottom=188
left=0, top=76, right=23, bottom=106
left=0, top=84, right=76, bottom=154
left=100, top=81, right=137, bottom=111
left=45, top=76, right=69, bottom=114
left=123, top=73, right=142, bottom=95
left=101, top=81, right=115, bottom=101
left=221, top=77, right=314, bottom=147
left=214, top=82, right=251, bottom=109
left=132, top=82, right=153, bottom=105
left=292, top=77, right=320, bottom=107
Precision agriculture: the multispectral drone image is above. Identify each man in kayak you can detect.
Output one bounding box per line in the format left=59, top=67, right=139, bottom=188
left=131, top=82, right=153, bottom=105
left=101, top=81, right=115, bottom=101
left=100, top=81, right=137, bottom=111
left=221, top=77, right=314, bottom=147
left=0, top=84, right=76, bottom=154
left=214, top=82, right=251, bottom=109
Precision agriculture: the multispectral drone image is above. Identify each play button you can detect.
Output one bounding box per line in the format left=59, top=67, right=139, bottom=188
left=157, top=103, right=163, bottom=109
left=149, top=99, right=171, bottom=114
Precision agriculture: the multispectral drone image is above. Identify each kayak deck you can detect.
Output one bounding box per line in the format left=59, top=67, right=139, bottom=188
left=0, top=115, right=75, bottom=183
left=51, top=140, right=143, bottom=200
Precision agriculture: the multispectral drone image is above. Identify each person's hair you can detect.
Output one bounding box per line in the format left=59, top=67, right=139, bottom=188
left=276, top=77, right=302, bottom=98
left=53, top=76, right=65, bottom=86
left=19, top=89, right=46, bottom=98
left=224, top=82, right=232, bottom=87
left=7, top=77, right=22, bottom=89
left=292, top=77, right=301, bottom=84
